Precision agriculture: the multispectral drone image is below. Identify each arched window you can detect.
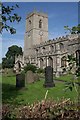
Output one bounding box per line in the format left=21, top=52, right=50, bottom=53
left=40, top=58, right=43, bottom=68
left=36, top=48, right=38, bottom=55
left=60, top=43, right=64, bottom=51
left=48, top=57, right=53, bottom=67
left=61, top=56, right=66, bottom=67
left=39, top=19, right=42, bottom=28
left=42, top=47, right=45, bottom=54
left=43, top=47, right=45, bottom=49
left=29, top=20, right=31, bottom=24
left=50, top=45, right=54, bottom=52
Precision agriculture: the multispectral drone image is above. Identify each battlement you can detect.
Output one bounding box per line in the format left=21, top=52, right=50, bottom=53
left=67, top=34, right=79, bottom=40
left=33, top=34, right=79, bottom=48
left=26, top=11, right=48, bottom=19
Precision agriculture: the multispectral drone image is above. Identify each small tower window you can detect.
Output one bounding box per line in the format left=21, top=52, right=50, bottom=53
left=39, top=19, right=42, bottom=28
left=29, top=20, right=31, bottom=24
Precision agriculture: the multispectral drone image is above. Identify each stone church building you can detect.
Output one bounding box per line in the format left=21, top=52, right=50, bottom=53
left=14, top=11, right=79, bottom=77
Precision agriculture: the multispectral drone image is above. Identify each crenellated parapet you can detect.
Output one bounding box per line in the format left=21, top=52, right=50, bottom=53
left=33, top=34, right=79, bottom=58
left=33, top=35, right=69, bottom=48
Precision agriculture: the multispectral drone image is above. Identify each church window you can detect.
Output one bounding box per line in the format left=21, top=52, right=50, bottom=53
left=29, top=20, right=31, bottom=24
left=50, top=45, right=54, bottom=52
left=43, top=47, right=45, bottom=49
left=61, top=56, right=66, bottom=67
left=42, top=47, right=45, bottom=54
left=40, top=58, right=43, bottom=68
left=48, top=57, right=53, bottom=67
left=39, top=19, right=42, bottom=28
left=60, top=43, right=64, bottom=51
left=36, top=49, right=38, bottom=54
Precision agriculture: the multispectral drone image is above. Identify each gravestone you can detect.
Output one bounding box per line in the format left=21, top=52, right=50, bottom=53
left=25, top=70, right=34, bottom=83
left=16, top=73, right=25, bottom=88
left=43, top=66, right=55, bottom=87
left=34, top=73, right=39, bottom=82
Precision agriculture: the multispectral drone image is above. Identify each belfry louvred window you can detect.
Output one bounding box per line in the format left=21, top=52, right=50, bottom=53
left=39, top=20, right=42, bottom=28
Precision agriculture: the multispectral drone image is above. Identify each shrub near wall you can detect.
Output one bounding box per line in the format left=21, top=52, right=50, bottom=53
left=37, top=68, right=44, bottom=74
left=24, top=64, right=37, bottom=73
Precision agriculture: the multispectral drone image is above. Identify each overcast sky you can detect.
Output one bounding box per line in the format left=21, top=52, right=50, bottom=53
left=1, top=2, right=78, bottom=63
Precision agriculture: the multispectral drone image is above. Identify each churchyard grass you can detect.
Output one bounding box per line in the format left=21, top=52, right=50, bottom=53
left=1, top=74, right=78, bottom=106
left=55, top=74, right=79, bottom=82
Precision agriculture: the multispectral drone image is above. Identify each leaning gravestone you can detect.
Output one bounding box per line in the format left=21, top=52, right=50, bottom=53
left=25, top=70, right=34, bottom=84
left=16, top=73, right=25, bottom=88
left=43, top=66, right=55, bottom=87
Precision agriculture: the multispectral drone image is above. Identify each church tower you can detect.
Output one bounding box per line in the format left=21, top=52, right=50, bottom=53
left=24, top=11, right=48, bottom=58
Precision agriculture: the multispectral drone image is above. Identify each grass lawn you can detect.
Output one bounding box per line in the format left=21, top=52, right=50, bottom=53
left=55, top=74, right=79, bottom=82
left=1, top=74, right=78, bottom=106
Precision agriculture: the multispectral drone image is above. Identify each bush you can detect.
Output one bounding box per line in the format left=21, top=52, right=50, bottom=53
left=24, top=64, right=37, bottom=73
left=37, top=68, right=44, bottom=74
left=2, top=104, right=15, bottom=119
left=20, top=70, right=25, bottom=75
left=17, top=99, right=69, bottom=119
left=2, top=99, right=79, bottom=119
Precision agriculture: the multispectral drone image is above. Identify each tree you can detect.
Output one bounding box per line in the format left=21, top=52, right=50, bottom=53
left=0, top=2, right=21, bottom=34
left=6, top=45, right=23, bottom=59
left=2, top=57, right=14, bottom=69
left=64, top=25, right=80, bottom=99
left=2, top=45, right=23, bottom=69
left=64, top=24, right=80, bottom=34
